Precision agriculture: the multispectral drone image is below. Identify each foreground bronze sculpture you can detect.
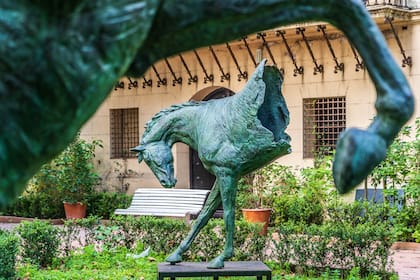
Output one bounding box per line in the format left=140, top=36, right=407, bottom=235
left=132, top=60, right=289, bottom=268
left=0, top=0, right=414, bottom=249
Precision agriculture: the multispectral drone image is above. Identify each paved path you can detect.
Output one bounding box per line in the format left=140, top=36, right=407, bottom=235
left=391, top=243, right=420, bottom=280
left=0, top=222, right=18, bottom=231
left=1, top=222, right=419, bottom=279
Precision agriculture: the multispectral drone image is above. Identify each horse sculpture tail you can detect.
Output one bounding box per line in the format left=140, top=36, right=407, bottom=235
left=233, top=59, right=267, bottom=118
left=257, top=65, right=290, bottom=143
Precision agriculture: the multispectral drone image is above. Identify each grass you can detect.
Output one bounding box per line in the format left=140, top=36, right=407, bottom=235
left=16, top=245, right=392, bottom=280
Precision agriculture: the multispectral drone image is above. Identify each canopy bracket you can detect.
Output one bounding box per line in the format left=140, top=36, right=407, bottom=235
left=127, top=77, right=139, bottom=89
left=349, top=43, right=365, bottom=72
left=317, top=25, right=344, bottom=73
left=179, top=54, right=198, bottom=85
left=296, top=27, right=323, bottom=75
left=276, top=30, right=304, bottom=76
left=152, top=65, right=167, bottom=87
left=165, top=58, right=182, bottom=86
left=242, top=36, right=257, bottom=67
left=385, top=16, right=412, bottom=68
left=142, top=76, right=152, bottom=88
left=194, top=50, right=214, bottom=84
left=226, top=42, right=248, bottom=81
left=209, top=46, right=230, bottom=82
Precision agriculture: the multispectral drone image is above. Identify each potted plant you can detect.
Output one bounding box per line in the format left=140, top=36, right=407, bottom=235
left=238, top=168, right=273, bottom=235
left=238, top=163, right=298, bottom=235
left=56, top=136, right=102, bottom=219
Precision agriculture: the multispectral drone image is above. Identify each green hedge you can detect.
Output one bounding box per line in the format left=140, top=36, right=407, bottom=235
left=1, top=192, right=132, bottom=220
left=268, top=201, right=396, bottom=278
left=8, top=213, right=396, bottom=279
left=16, top=220, right=61, bottom=268
left=0, top=229, right=19, bottom=280
left=1, top=193, right=64, bottom=219
left=270, top=218, right=394, bottom=278
left=62, top=215, right=267, bottom=262
left=87, top=192, right=132, bottom=219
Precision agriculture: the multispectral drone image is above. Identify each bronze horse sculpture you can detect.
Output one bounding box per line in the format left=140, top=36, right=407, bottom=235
left=0, top=0, right=414, bottom=227
left=132, top=60, right=289, bottom=268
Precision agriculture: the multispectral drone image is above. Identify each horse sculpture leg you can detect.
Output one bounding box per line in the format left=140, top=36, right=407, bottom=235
left=166, top=181, right=222, bottom=264
left=207, top=173, right=237, bottom=269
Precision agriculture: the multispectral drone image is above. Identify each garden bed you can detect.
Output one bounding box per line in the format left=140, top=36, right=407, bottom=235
left=0, top=215, right=64, bottom=225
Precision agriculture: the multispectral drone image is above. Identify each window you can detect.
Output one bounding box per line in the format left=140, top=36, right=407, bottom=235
left=303, top=97, right=346, bottom=158
left=110, top=108, right=139, bottom=158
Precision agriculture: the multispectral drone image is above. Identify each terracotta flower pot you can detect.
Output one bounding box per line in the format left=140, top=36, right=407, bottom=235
left=63, top=202, right=87, bottom=219
left=242, top=208, right=271, bottom=235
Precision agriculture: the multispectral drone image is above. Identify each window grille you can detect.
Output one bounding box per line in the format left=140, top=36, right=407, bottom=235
left=303, top=97, right=346, bottom=158
left=110, top=108, right=139, bottom=159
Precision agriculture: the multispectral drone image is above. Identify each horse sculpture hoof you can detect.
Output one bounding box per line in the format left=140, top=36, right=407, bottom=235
left=333, top=128, right=387, bottom=193
left=166, top=252, right=182, bottom=265
left=207, top=256, right=225, bottom=269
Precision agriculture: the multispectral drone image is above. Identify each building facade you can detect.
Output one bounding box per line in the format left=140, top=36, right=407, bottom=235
left=80, top=2, right=420, bottom=197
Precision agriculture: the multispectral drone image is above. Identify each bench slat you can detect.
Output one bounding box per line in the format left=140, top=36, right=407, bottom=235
left=114, top=188, right=210, bottom=218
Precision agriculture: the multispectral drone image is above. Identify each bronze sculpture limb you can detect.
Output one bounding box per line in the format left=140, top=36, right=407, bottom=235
left=0, top=1, right=414, bottom=226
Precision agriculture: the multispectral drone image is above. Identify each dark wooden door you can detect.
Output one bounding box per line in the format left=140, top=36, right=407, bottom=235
left=190, top=87, right=235, bottom=190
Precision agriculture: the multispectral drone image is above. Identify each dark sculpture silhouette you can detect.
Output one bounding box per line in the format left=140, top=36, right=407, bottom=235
left=0, top=1, right=414, bottom=217
left=132, top=61, right=289, bottom=268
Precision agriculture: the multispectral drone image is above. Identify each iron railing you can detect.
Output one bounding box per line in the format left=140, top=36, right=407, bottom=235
left=363, top=0, right=413, bottom=9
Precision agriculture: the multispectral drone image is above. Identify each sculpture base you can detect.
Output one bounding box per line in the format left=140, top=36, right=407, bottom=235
left=157, top=261, right=272, bottom=279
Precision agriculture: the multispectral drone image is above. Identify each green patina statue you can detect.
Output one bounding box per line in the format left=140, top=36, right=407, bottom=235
left=0, top=0, right=414, bottom=246
left=132, top=60, right=289, bottom=268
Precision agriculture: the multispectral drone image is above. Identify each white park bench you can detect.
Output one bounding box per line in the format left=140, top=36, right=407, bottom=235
left=114, top=188, right=210, bottom=219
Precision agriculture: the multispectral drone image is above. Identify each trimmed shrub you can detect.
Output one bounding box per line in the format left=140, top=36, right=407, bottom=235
left=2, top=191, right=132, bottom=220
left=62, top=215, right=267, bottom=262
left=272, top=194, right=324, bottom=226
left=16, top=220, right=61, bottom=268
left=1, top=193, right=64, bottom=219
left=0, top=230, right=19, bottom=280
left=87, top=192, right=132, bottom=219
left=271, top=218, right=395, bottom=278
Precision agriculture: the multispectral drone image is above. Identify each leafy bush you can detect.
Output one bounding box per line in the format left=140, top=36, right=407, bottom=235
left=1, top=192, right=64, bottom=219
left=1, top=137, right=104, bottom=219
left=0, top=230, right=19, bottom=280
left=271, top=220, right=394, bottom=278
left=2, top=189, right=131, bottom=220
left=56, top=137, right=102, bottom=204
left=270, top=187, right=396, bottom=278
left=369, top=119, right=420, bottom=241
left=87, top=192, right=132, bottom=219
left=237, top=164, right=299, bottom=212
left=16, top=220, right=61, bottom=268
left=413, top=225, right=420, bottom=242
left=1, top=148, right=67, bottom=219
left=270, top=158, right=331, bottom=227
left=61, top=215, right=267, bottom=262
left=272, top=194, right=324, bottom=226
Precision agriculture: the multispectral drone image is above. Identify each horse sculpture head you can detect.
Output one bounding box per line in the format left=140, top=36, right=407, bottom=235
left=131, top=142, right=177, bottom=188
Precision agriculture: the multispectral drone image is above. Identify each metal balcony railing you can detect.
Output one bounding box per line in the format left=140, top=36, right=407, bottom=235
left=363, top=0, right=413, bottom=9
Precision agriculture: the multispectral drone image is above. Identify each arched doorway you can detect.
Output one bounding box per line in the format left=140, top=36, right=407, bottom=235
left=189, top=87, right=235, bottom=190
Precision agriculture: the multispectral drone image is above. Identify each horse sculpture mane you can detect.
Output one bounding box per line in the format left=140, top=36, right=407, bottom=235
left=143, top=101, right=202, bottom=139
